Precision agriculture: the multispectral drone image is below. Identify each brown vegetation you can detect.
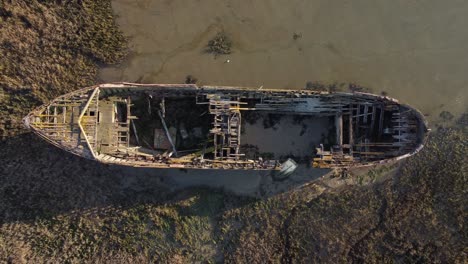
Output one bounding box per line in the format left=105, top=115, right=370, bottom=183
left=221, top=127, right=467, bottom=263
left=0, top=0, right=127, bottom=139
left=1, top=128, right=466, bottom=263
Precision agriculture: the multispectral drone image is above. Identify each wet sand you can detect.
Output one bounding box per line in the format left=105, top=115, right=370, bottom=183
left=101, top=0, right=467, bottom=124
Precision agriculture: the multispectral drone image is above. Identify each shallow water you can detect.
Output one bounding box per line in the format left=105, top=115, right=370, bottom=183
left=101, top=0, right=468, bottom=125
left=242, top=115, right=329, bottom=158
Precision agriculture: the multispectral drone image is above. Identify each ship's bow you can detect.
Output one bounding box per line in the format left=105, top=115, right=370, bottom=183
left=24, top=86, right=100, bottom=160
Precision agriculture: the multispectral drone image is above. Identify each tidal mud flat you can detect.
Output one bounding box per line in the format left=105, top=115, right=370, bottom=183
left=102, top=0, right=467, bottom=125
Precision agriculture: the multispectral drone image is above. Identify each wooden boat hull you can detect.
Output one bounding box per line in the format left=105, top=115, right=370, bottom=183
left=24, top=83, right=429, bottom=171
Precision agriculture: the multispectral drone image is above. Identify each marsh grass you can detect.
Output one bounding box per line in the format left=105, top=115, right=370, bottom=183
left=0, top=1, right=127, bottom=139
left=1, top=126, right=465, bottom=263
left=217, top=128, right=466, bottom=263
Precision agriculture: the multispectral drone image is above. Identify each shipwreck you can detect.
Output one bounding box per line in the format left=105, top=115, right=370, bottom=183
left=23, top=83, right=429, bottom=171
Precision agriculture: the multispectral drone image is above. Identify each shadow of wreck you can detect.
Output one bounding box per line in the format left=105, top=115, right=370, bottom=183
left=0, top=133, right=329, bottom=223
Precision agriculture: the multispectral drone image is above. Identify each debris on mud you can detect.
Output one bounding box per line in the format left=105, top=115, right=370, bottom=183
left=348, top=83, right=373, bottom=93
left=185, top=75, right=198, bottom=84
left=439, top=110, right=454, bottom=121
left=205, top=32, right=232, bottom=57
left=292, top=32, right=302, bottom=40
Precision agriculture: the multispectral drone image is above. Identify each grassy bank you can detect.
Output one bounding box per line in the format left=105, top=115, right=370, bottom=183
left=0, top=0, right=127, bottom=139
left=1, top=127, right=465, bottom=262
left=219, top=127, right=466, bottom=263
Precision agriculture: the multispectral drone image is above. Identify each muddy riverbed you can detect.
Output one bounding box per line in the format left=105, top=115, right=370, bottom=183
left=101, top=0, right=467, bottom=125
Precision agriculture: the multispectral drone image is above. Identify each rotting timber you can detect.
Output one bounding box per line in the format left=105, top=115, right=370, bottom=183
left=23, top=83, right=429, bottom=170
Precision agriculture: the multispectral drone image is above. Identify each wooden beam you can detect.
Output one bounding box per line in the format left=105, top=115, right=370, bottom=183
left=349, top=113, right=354, bottom=147
left=363, top=105, right=369, bottom=124
left=378, top=105, right=385, bottom=139
left=370, top=105, right=377, bottom=137
left=158, top=110, right=178, bottom=157
left=355, top=104, right=361, bottom=137
left=335, top=113, right=343, bottom=146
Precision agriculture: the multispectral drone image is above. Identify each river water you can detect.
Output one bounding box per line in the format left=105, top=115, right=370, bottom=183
left=101, top=0, right=468, bottom=125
